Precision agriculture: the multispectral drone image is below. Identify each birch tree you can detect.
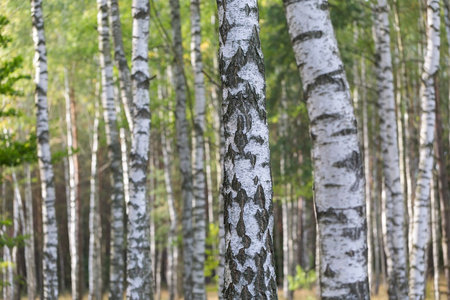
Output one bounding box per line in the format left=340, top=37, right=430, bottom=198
left=190, top=0, right=207, bottom=297
left=409, top=0, right=440, bottom=298
left=24, top=164, right=37, bottom=300
left=31, top=0, right=59, bottom=298
left=169, top=0, right=194, bottom=296
left=283, top=1, right=369, bottom=298
left=65, top=72, right=81, bottom=300
left=97, top=0, right=125, bottom=298
left=217, top=0, right=277, bottom=298
left=126, top=0, right=153, bottom=298
left=372, top=1, right=409, bottom=298
left=88, top=101, right=102, bottom=300
left=108, top=0, right=133, bottom=129
left=430, top=174, right=440, bottom=300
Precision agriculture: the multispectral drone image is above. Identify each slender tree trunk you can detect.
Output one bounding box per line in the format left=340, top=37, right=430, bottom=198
left=217, top=0, right=277, bottom=298
left=12, top=171, right=25, bottom=300
left=169, top=0, right=195, bottom=297
left=31, top=1, right=59, bottom=298
left=24, top=164, right=37, bottom=300
left=160, top=109, right=178, bottom=300
left=205, top=138, right=214, bottom=224
left=97, top=0, right=125, bottom=298
left=409, top=1, right=440, bottom=298
left=108, top=0, right=133, bottom=129
left=440, top=2, right=450, bottom=297
left=88, top=101, right=102, bottom=300
left=190, top=0, right=207, bottom=297
left=65, top=71, right=80, bottom=300
left=430, top=173, right=440, bottom=300
left=115, top=88, right=131, bottom=214
left=126, top=0, right=153, bottom=298
left=155, top=249, right=163, bottom=300
left=372, top=1, right=409, bottom=298
left=283, top=1, right=369, bottom=298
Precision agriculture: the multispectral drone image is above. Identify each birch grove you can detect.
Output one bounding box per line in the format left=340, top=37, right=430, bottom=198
left=3, top=0, right=450, bottom=299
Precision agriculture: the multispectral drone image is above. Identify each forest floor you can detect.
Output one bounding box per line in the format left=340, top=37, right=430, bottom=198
left=27, top=279, right=447, bottom=300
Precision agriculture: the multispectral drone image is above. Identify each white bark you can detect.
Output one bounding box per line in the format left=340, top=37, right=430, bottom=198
left=409, top=1, right=440, bottom=299
left=431, top=175, right=440, bottom=300
left=160, top=108, right=178, bottom=300
left=12, top=171, right=24, bottom=300
left=205, top=138, right=214, bottom=224
left=24, top=164, right=37, bottom=300
left=283, top=1, right=369, bottom=298
left=108, top=0, right=133, bottom=130
left=126, top=0, right=153, bottom=298
left=97, top=0, right=125, bottom=298
left=190, top=0, right=207, bottom=297
left=372, top=1, right=409, bottom=298
left=217, top=0, right=277, bottom=298
left=88, top=101, right=102, bottom=300
left=65, top=71, right=80, bottom=300
left=31, top=0, right=59, bottom=298
left=169, top=0, right=195, bottom=297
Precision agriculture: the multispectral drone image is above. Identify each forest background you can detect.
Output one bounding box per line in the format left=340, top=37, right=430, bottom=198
left=0, top=0, right=449, bottom=299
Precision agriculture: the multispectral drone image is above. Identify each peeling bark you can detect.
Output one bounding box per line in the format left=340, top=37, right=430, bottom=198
left=283, top=1, right=369, bottom=298
left=31, top=0, right=59, bottom=298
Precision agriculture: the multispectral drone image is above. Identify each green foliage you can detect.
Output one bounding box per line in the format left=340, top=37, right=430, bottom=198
left=288, top=265, right=316, bottom=291
left=204, top=223, right=219, bottom=281
left=0, top=133, right=37, bottom=167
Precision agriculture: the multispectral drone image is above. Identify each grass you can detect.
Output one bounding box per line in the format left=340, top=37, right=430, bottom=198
left=22, top=277, right=449, bottom=299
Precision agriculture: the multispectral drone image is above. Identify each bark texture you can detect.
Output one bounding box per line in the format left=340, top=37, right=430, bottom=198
left=24, top=164, right=37, bottom=300
left=217, top=0, right=277, bottom=298
left=409, top=1, right=440, bottom=298
left=126, top=0, right=153, bottom=298
left=372, top=1, right=409, bottom=298
left=169, top=0, right=194, bottom=297
left=88, top=102, right=102, bottom=300
left=283, top=1, right=369, bottom=298
left=31, top=0, right=59, bottom=298
left=430, top=175, right=440, bottom=300
left=97, top=0, right=125, bottom=298
left=190, top=0, right=207, bottom=297
left=108, top=0, right=133, bottom=130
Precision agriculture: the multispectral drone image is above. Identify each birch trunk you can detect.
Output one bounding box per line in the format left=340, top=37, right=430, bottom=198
left=283, top=1, right=369, bottom=298
left=160, top=109, right=178, bottom=300
left=190, top=0, right=207, bottom=297
left=169, top=0, right=194, bottom=297
left=430, top=174, right=439, bottom=300
left=409, top=1, right=440, bottom=298
left=361, top=55, right=373, bottom=294
left=372, top=1, right=409, bottom=298
left=31, top=0, right=59, bottom=298
left=65, top=72, right=80, bottom=300
left=88, top=101, right=102, bottom=300
left=441, top=2, right=450, bottom=297
left=205, top=138, right=214, bottom=224
left=108, top=0, right=133, bottom=130
left=24, top=164, right=37, bottom=300
left=12, top=171, right=25, bottom=300
left=97, top=0, right=125, bottom=298
left=126, top=0, right=153, bottom=298
left=217, top=0, right=277, bottom=298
